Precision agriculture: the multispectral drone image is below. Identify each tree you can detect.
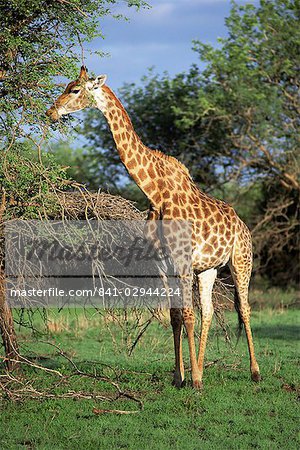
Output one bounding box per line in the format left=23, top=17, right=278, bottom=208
left=190, top=0, right=299, bottom=188
left=0, top=0, right=147, bottom=370
left=190, top=0, right=300, bottom=285
left=0, top=0, right=147, bottom=149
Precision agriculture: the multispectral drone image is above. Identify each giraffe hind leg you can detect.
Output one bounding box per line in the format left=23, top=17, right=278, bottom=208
left=229, top=256, right=261, bottom=383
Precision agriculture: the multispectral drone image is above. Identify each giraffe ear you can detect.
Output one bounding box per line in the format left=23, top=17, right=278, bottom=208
left=86, top=75, right=107, bottom=91
left=94, top=75, right=107, bottom=87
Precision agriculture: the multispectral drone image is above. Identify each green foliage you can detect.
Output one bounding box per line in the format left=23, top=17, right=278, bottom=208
left=47, top=140, right=100, bottom=189
left=120, top=181, right=148, bottom=210
left=0, top=0, right=148, bottom=140
left=0, top=144, right=68, bottom=218
left=48, top=140, right=149, bottom=208
left=191, top=0, right=299, bottom=188
left=0, top=0, right=148, bottom=218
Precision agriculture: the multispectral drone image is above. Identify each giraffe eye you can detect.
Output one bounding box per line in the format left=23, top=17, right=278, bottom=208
left=71, top=89, right=80, bottom=94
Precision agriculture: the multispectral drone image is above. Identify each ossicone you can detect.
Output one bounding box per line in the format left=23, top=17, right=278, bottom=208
left=79, top=66, right=89, bottom=80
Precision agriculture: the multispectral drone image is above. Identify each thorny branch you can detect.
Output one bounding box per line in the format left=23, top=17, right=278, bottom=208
left=0, top=340, right=144, bottom=412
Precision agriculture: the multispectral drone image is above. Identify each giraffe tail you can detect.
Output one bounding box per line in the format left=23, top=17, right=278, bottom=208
left=234, top=287, right=244, bottom=344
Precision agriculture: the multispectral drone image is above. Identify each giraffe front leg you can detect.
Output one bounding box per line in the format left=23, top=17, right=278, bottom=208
left=170, top=308, right=185, bottom=388
left=179, top=276, right=202, bottom=389
left=197, top=268, right=217, bottom=388
left=182, top=307, right=202, bottom=389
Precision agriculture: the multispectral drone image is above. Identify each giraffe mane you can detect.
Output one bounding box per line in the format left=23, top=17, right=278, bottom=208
left=152, top=150, right=192, bottom=179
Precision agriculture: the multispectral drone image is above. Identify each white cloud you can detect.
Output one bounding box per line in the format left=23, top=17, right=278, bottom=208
left=150, top=3, right=175, bottom=19
left=85, top=0, right=260, bottom=89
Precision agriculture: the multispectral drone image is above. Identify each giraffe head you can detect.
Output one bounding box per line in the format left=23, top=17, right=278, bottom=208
left=46, top=66, right=107, bottom=121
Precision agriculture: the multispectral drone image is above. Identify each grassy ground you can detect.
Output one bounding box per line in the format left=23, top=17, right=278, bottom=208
left=0, top=291, right=299, bottom=449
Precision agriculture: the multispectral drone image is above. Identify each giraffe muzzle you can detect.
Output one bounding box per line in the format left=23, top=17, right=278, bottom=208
left=46, top=106, right=60, bottom=121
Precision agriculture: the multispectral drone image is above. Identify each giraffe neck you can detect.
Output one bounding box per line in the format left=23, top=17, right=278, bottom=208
left=97, top=85, right=163, bottom=207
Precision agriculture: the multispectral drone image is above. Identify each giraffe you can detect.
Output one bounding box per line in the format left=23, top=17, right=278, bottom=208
left=46, top=66, right=261, bottom=389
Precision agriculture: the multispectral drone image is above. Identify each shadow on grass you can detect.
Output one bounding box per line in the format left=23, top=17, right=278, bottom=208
left=253, top=325, right=299, bottom=341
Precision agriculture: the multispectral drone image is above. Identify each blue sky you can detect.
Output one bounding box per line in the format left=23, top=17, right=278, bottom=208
left=84, top=0, right=259, bottom=90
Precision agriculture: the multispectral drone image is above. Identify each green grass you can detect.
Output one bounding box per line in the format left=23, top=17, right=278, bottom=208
left=0, top=299, right=299, bottom=449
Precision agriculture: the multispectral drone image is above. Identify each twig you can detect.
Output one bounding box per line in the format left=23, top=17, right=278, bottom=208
left=93, top=408, right=140, bottom=415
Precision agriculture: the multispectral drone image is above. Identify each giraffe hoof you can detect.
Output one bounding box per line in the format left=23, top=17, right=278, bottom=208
left=192, top=380, right=203, bottom=390
left=251, top=371, right=261, bottom=383
left=172, top=377, right=185, bottom=389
